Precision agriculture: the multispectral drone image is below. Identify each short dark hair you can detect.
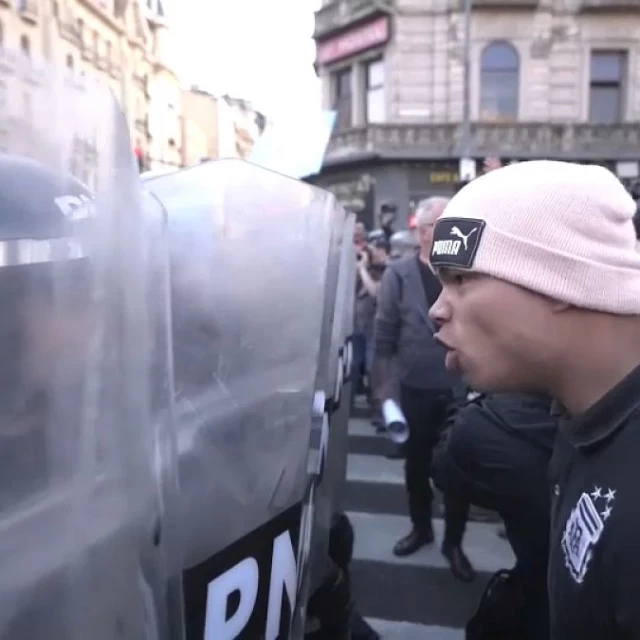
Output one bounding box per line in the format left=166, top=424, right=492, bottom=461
left=453, top=180, right=471, bottom=194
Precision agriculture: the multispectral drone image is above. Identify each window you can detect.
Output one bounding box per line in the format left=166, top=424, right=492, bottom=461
left=589, top=51, right=627, bottom=124
left=66, top=54, right=74, bottom=68
left=20, top=34, right=30, bottom=57
left=106, top=41, right=112, bottom=61
left=0, top=81, right=6, bottom=108
left=0, top=21, right=3, bottom=47
left=93, top=31, right=99, bottom=56
left=77, top=19, right=84, bottom=47
left=53, top=2, right=59, bottom=18
left=366, top=58, right=385, bottom=124
left=333, top=68, right=352, bottom=130
left=480, top=41, right=519, bottom=121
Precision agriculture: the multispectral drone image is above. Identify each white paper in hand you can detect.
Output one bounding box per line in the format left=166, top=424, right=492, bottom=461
left=382, top=399, right=409, bottom=444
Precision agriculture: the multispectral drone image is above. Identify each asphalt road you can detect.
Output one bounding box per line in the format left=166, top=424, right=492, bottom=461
left=345, top=402, right=515, bottom=639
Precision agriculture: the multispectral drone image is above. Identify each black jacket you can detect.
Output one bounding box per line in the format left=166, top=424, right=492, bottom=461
left=374, top=255, right=457, bottom=390
left=432, top=393, right=557, bottom=640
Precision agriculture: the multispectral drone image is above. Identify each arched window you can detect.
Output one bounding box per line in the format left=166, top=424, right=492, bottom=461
left=20, top=34, right=30, bottom=57
left=66, top=54, right=74, bottom=68
left=480, top=41, right=519, bottom=121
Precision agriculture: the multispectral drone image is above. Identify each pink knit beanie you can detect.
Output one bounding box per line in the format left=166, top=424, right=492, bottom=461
left=429, top=160, right=640, bottom=314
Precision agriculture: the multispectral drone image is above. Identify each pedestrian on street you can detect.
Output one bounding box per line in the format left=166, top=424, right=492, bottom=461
left=429, top=160, right=640, bottom=639
left=374, top=197, right=474, bottom=582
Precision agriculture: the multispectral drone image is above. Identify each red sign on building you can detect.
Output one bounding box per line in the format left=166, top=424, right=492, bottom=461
left=316, top=16, right=390, bottom=66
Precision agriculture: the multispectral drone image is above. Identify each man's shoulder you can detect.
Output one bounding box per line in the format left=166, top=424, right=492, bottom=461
left=388, top=254, right=416, bottom=274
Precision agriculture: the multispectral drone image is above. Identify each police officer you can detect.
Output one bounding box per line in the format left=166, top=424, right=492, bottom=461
left=143, top=160, right=353, bottom=639
left=429, top=160, right=640, bottom=639
left=0, top=54, right=181, bottom=639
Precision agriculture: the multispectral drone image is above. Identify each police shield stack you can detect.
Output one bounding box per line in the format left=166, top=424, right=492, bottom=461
left=299, top=210, right=356, bottom=615
left=0, top=52, right=183, bottom=638
left=142, top=160, right=349, bottom=639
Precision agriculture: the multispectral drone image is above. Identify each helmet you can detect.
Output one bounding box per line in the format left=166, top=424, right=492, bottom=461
left=0, top=153, right=93, bottom=254
left=0, top=154, right=94, bottom=470
left=0, top=53, right=183, bottom=640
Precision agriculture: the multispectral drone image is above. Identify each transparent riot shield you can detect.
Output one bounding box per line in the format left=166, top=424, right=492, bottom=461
left=142, top=160, right=337, bottom=640
left=300, top=209, right=355, bottom=607
left=0, top=51, right=183, bottom=640
left=328, top=213, right=357, bottom=518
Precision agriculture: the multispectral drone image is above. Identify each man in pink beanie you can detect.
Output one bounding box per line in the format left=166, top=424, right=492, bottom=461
left=427, top=159, right=640, bottom=639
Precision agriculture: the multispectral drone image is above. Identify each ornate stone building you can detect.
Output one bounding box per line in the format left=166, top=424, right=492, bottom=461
left=312, top=0, right=640, bottom=227
left=181, top=89, right=267, bottom=166
left=0, top=0, right=183, bottom=170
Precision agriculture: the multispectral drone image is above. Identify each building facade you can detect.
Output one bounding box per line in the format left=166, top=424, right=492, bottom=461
left=145, top=1, right=183, bottom=170
left=181, top=88, right=267, bottom=165
left=312, top=0, right=640, bottom=228
left=0, top=0, right=182, bottom=169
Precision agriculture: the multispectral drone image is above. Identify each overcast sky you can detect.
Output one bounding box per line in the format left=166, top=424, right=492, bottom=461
left=172, top=0, right=322, bottom=123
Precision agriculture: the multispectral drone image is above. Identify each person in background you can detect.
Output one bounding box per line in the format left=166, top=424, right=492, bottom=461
left=379, top=201, right=397, bottom=242
left=352, top=224, right=389, bottom=406
left=351, top=221, right=369, bottom=402
left=355, top=232, right=389, bottom=413
left=483, top=156, right=502, bottom=173
left=354, top=221, right=368, bottom=252
left=374, top=197, right=473, bottom=581
left=390, top=229, right=419, bottom=259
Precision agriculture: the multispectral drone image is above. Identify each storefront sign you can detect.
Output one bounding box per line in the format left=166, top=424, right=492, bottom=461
left=316, top=16, right=390, bottom=66
left=317, top=173, right=375, bottom=216
left=429, top=171, right=459, bottom=184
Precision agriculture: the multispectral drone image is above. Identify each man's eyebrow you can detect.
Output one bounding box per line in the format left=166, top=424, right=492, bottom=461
left=434, top=266, right=470, bottom=281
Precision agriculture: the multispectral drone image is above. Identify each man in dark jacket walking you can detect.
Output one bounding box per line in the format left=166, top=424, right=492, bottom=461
left=374, top=197, right=473, bottom=582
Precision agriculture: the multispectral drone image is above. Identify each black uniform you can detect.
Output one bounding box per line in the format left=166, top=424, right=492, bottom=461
left=549, top=363, right=640, bottom=639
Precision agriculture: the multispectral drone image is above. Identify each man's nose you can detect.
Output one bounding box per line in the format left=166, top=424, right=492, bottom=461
left=428, top=290, right=449, bottom=328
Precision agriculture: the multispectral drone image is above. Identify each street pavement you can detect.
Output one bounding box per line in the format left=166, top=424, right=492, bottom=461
left=345, top=402, right=515, bottom=639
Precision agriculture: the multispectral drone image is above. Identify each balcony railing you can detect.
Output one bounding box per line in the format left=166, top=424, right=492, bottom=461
left=470, top=0, right=538, bottom=7
left=580, top=0, right=640, bottom=11
left=581, top=0, right=640, bottom=9
left=76, top=0, right=124, bottom=32
left=96, top=56, right=109, bottom=71
left=314, top=0, right=393, bottom=39
left=109, top=61, right=122, bottom=79
left=18, top=0, right=39, bottom=23
left=59, top=22, right=82, bottom=47
left=325, top=123, right=640, bottom=162
left=81, top=47, right=95, bottom=62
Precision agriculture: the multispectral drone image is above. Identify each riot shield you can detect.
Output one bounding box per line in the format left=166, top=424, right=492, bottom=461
left=328, top=213, right=357, bottom=517
left=0, top=51, right=183, bottom=639
left=299, top=209, right=356, bottom=608
left=142, top=160, right=337, bottom=640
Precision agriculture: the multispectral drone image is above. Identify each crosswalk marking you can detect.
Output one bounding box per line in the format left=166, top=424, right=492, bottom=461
left=346, top=409, right=514, bottom=637
left=348, top=510, right=514, bottom=571
left=346, top=453, right=405, bottom=485
left=366, top=619, right=464, bottom=640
